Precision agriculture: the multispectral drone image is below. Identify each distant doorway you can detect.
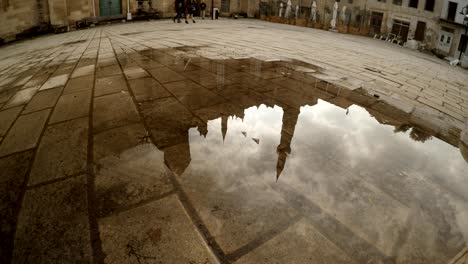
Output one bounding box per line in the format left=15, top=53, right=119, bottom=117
left=414, top=21, right=426, bottom=41
left=100, top=0, right=122, bottom=16
left=370, top=12, right=384, bottom=35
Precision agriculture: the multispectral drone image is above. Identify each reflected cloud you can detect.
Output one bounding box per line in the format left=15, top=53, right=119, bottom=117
left=131, top=54, right=468, bottom=263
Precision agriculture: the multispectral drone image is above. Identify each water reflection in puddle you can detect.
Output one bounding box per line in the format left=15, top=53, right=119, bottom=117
left=178, top=101, right=468, bottom=263
left=95, top=51, right=468, bottom=263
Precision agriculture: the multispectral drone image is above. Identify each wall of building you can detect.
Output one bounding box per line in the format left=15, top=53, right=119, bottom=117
left=441, top=0, right=468, bottom=23
left=367, top=0, right=442, bottom=49
left=0, top=0, right=42, bottom=42
left=437, top=0, right=468, bottom=57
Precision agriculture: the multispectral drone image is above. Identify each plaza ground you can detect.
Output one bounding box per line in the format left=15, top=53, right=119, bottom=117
left=0, top=19, right=468, bottom=264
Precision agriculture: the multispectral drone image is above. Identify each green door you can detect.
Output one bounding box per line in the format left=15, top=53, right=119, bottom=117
left=100, top=0, right=121, bottom=16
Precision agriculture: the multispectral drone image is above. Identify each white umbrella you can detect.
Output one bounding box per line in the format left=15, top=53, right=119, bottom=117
left=311, top=1, right=317, bottom=22
left=341, top=6, right=347, bottom=24
left=331, top=1, right=338, bottom=29
left=285, top=0, right=292, bottom=18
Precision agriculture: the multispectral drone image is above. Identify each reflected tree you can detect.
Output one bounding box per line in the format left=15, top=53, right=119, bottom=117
left=393, top=124, right=411, bottom=133
left=409, top=127, right=433, bottom=143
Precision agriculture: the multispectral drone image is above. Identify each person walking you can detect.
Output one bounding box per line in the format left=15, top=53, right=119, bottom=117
left=185, top=0, right=196, bottom=24
left=173, top=0, right=185, bottom=23
left=200, top=0, right=207, bottom=19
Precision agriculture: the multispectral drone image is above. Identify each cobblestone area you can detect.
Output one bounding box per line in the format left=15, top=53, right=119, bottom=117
left=0, top=19, right=467, bottom=264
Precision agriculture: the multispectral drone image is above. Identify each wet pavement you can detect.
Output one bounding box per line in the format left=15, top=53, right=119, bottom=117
left=1, top=20, right=468, bottom=264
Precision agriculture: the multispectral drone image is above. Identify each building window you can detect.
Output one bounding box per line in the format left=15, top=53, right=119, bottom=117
left=440, top=35, right=445, bottom=42
left=409, top=0, right=418, bottom=8
left=391, top=19, right=410, bottom=41
left=447, top=2, right=458, bottom=21
left=377, top=0, right=386, bottom=2
left=393, top=0, right=402, bottom=5
left=447, top=36, right=451, bottom=44
left=425, top=0, right=435, bottom=11
left=348, top=0, right=353, bottom=3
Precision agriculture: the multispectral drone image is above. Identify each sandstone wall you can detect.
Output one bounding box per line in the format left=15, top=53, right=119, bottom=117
left=0, top=0, right=41, bottom=42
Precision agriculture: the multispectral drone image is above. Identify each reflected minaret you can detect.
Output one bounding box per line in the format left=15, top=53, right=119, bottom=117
left=276, top=107, right=300, bottom=181
left=221, top=115, right=228, bottom=142
left=198, top=121, right=208, bottom=138
left=164, top=141, right=191, bottom=176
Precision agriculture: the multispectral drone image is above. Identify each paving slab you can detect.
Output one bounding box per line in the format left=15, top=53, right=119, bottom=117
left=128, top=77, right=171, bottom=101
left=28, top=118, right=88, bottom=185
left=0, top=106, right=23, bottom=137
left=0, top=150, right=34, bottom=264
left=71, top=65, right=95, bottom=78
left=95, top=74, right=128, bottom=97
left=135, top=58, right=164, bottom=69
left=39, top=74, right=69, bottom=91
left=96, top=64, right=122, bottom=78
left=95, top=143, right=173, bottom=217
left=23, top=87, right=63, bottom=114
left=234, top=218, right=356, bottom=264
left=24, top=74, right=49, bottom=89
left=123, top=66, right=150, bottom=80
left=49, top=90, right=91, bottom=124
left=0, top=89, right=15, bottom=104
left=93, top=92, right=140, bottom=133
left=0, top=109, right=50, bottom=157
left=93, top=122, right=148, bottom=161
left=63, top=75, right=94, bottom=94
left=14, top=75, right=33, bottom=87
left=3, top=87, right=38, bottom=109
left=12, top=175, right=92, bottom=263
left=99, top=194, right=217, bottom=264
left=148, top=67, right=186, bottom=84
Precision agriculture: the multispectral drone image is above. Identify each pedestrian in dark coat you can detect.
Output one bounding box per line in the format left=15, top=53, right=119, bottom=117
left=185, top=0, right=197, bottom=24
left=173, top=0, right=185, bottom=23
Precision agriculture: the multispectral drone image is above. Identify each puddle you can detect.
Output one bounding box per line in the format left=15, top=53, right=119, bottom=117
left=9, top=40, right=465, bottom=261
left=3, top=32, right=468, bottom=264
left=97, top=49, right=468, bottom=263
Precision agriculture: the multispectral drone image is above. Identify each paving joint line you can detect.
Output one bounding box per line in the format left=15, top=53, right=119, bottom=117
left=108, top=35, right=229, bottom=264
left=5, top=34, right=95, bottom=263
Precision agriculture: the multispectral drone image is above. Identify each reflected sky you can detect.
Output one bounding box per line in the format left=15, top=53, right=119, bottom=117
left=182, top=100, right=468, bottom=263
left=101, top=51, right=468, bottom=263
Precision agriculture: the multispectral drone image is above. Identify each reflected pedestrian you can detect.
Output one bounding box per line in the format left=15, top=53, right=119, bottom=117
left=185, top=0, right=196, bottom=24
left=173, top=0, right=185, bottom=23
left=200, top=0, right=207, bottom=19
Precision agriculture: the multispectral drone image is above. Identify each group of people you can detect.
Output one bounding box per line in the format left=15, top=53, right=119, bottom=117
left=173, top=0, right=208, bottom=24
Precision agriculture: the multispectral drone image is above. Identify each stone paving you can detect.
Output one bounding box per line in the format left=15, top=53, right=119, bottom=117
left=0, top=19, right=467, bottom=264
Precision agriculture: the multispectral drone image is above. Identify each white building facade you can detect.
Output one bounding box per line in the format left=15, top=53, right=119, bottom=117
left=438, top=0, right=468, bottom=60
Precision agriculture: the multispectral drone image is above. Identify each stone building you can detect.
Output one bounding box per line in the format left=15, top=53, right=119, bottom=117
left=366, top=0, right=443, bottom=50
left=0, top=0, right=259, bottom=43
left=438, top=0, right=468, bottom=60
left=260, top=0, right=445, bottom=49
